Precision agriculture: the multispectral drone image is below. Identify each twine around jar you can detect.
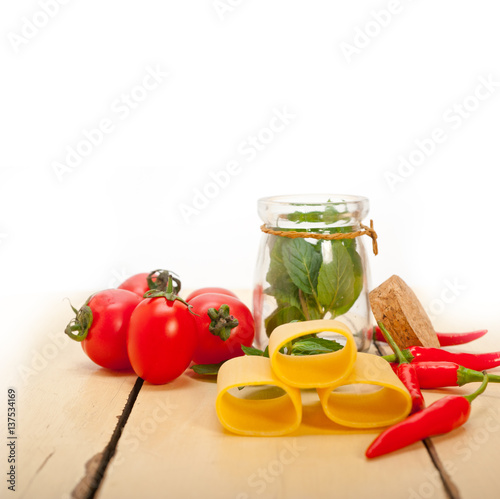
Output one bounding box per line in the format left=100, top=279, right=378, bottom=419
left=260, top=219, right=378, bottom=255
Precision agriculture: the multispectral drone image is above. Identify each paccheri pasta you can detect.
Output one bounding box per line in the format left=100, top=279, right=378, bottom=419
left=216, top=320, right=412, bottom=436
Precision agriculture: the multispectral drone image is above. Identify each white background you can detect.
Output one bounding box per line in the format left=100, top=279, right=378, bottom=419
left=1, top=0, right=500, bottom=364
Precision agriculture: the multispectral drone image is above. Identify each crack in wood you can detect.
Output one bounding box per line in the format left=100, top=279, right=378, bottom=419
left=373, top=337, right=462, bottom=499
left=22, top=450, right=55, bottom=494
left=71, top=452, right=103, bottom=499
left=70, top=376, right=144, bottom=499
left=35, top=450, right=54, bottom=476
left=373, top=338, right=385, bottom=357
left=71, top=341, right=464, bottom=499
left=423, top=438, right=461, bottom=499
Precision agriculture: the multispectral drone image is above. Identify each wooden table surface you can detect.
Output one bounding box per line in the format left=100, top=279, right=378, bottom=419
left=4, top=291, right=500, bottom=499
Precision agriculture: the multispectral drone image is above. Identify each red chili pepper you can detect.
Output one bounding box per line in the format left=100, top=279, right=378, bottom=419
left=390, top=361, right=500, bottom=388
left=434, top=330, right=488, bottom=347
left=373, top=326, right=487, bottom=347
left=366, top=373, right=489, bottom=458
left=377, top=322, right=425, bottom=414
left=382, top=346, right=500, bottom=371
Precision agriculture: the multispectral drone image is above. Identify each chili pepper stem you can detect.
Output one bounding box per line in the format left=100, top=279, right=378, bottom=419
left=457, top=366, right=493, bottom=386
left=463, top=372, right=489, bottom=403
left=382, top=351, right=414, bottom=363
left=377, top=322, right=408, bottom=364
left=485, top=373, right=500, bottom=383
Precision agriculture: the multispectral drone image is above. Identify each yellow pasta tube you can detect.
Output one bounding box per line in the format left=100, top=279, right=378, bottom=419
left=216, top=355, right=302, bottom=436
left=317, top=353, right=412, bottom=428
left=268, top=320, right=357, bottom=388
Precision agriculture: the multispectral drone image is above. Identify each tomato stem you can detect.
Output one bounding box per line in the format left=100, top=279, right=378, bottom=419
left=207, top=304, right=239, bottom=341
left=146, top=269, right=181, bottom=294
left=64, top=299, right=94, bottom=342
left=143, top=273, right=198, bottom=316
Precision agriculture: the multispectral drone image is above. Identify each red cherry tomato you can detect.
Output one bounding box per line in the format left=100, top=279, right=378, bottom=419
left=189, top=293, right=255, bottom=364
left=118, top=273, right=151, bottom=297
left=65, top=289, right=141, bottom=370
left=185, top=287, right=238, bottom=302
left=127, top=297, right=197, bottom=384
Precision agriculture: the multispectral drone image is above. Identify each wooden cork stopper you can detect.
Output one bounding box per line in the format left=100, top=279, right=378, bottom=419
left=370, top=275, right=440, bottom=349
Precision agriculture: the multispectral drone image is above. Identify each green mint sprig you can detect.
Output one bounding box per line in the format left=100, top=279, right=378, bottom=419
left=264, top=226, right=363, bottom=337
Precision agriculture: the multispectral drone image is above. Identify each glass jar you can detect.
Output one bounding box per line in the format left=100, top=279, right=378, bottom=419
left=253, top=194, right=375, bottom=352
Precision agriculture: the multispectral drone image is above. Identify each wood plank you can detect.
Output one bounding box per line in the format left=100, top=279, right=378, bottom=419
left=98, top=363, right=447, bottom=498
left=8, top=287, right=500, bottom=499
left=96, top=289, right=443, bottom=498
left=2, top=292, right=139, bottom=499
left=415, top=334, right=500, bottom=499
left=100, top=316, right=499, bottom=498
left=375, top=330, right=500, bottom=498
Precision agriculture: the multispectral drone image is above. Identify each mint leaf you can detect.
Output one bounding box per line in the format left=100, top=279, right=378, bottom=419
left=265, top=238, right=301, bottom=309
left=191, top=362, right=225, bottom=375
left=286, top=205, right=341, bottom=224
left=265, top=305, right=304, bottom=337
left=290, top=337, right=344, bottom=356
left=282, top=238, right=322, bottom=295
left=266, top=282, right=301, bottom=310
left=241, top=345, right=269, bottom=358
left=317, top=240, right=355, bottom=316
left=334, top=243, right=363, bottom=316
left=323, top=204, right=341, bottom=225
left=301, top=291, right=322, bottom=320
left=263, top=221, right=365, bottom=333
